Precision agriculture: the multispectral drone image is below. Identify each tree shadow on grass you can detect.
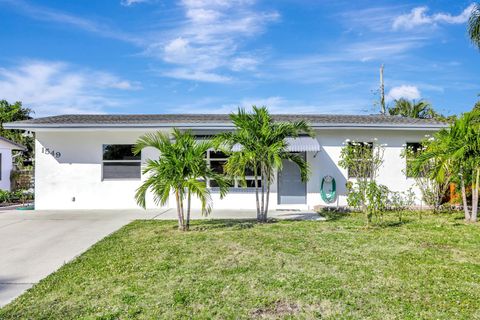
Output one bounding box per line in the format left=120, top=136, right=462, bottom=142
left=374, top=218, right=413, bottom=228
left=318, top=209, right=351, bottom=222
left=191, top=219, right=275, bottom=231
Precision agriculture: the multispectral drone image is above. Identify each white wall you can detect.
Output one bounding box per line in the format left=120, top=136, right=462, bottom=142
left=35, top=130, right=165, bottom=210
left=308, top=129, right=429, bottom=208
left=0, top=148, right=13, bottom=191
left=34, top=128, right=432, bottom=210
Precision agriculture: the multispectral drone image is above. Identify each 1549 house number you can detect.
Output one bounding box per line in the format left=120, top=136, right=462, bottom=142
left=41, top=147, right=61, bottom=158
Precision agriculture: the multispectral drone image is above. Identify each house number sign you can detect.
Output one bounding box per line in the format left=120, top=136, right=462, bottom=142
left=41, top=147, right=62, bottom=158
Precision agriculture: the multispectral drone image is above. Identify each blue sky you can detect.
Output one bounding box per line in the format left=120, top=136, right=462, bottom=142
left=0, top=0, right=478, bottom=116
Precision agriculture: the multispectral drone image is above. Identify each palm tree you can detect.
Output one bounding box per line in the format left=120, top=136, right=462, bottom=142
left=388, top=98, right=438, bottom=119
left=452, top=110, right=480, bottom=222
left=215, top=106, right=313, bottom=222
left=412, top=129, right=455, bottom=213
left=133, top=129, right=229, bottom=231
left=468, top=3, right=480, bottom=49
left=413, top=110, right=480, bottom=222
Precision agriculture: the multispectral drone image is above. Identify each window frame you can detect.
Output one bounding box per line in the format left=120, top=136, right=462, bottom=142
left=205, top=150, right=261, bottom=189
left=346, top=142, right=374, bottom=179
left=101, top=144, right=141, bottom=181
left=405, top=142, right=422, bottom=178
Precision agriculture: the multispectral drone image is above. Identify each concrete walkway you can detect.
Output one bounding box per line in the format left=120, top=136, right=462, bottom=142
left=0, top=208, right=321, bottom=307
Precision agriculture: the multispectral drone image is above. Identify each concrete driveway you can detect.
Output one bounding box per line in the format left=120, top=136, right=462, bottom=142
left=0, top=208, right=167, bottom=307
left=0, top=207, right=319, bottom=307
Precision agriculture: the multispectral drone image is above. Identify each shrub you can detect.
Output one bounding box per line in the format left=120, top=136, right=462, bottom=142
left=0, top=190, right=12, bottom=203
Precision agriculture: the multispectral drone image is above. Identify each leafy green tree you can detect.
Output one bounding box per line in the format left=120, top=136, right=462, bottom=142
left=339, top=140, right=388, bottom=224
left=0, top=100, right=34, bottom=162
left=215, top=106, right=313, bottom=222
left=134, top=129, right=229, bottom=231
left=468, top=3, right=480, bottom=50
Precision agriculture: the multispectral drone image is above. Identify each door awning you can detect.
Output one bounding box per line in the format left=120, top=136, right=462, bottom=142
left=232, top=137, right=320, bottom=152
left=285, top=137, right=320, bottom=152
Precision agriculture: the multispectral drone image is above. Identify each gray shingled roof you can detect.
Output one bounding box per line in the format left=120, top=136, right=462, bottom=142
left=4, top=113, right=447, bottom=129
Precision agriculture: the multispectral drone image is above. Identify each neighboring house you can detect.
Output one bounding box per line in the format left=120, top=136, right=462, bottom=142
left=0, top=136, right=27, bottom=191
left=4, top=114, right=446, bottom=210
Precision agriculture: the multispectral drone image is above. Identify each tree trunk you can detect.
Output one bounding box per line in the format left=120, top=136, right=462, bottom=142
left=265, top=184, right=270, bottom=221
left=260, top=164, right=266, bottom=222
left=460, top=174, right=470, bottom=221
left=471, top=168, right=479, bottom=223
left=186, top=190, right=191, bottom=231
left=179, top=189, right=186, bottom=231
left=174, top=190, right=184, bottom=230
left=253, top=162, right=261, bottom=221
left=264, top=169, right=271, bottom=221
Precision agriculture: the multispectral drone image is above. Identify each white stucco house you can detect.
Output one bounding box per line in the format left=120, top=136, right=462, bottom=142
left=4, top=114, right=447, bottom=210
left=0, top=136, right=27, bottom=191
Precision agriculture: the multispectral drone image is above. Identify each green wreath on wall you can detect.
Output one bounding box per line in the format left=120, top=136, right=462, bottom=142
left=320, top=175, right=336, bottom=203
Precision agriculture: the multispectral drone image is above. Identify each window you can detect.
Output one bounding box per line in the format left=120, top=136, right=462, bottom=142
left=406, top=142, right=422, bottom=178
left=205, top=150, right=261, bottom=188
left=102, top=144, right=141, bottom=180
left=347, top=142, right=373, bottom=178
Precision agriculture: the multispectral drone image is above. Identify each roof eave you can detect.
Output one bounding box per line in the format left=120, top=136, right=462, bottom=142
left=0, top=136, right=27, bottom=151
left=3, top=121, right=448, bottom=131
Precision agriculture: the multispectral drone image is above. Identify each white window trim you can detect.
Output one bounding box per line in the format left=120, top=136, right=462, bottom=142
left=101, top=145, right=141, bottom=181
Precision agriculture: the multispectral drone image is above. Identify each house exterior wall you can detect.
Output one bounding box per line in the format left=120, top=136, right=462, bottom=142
left=34, top=128, right=431, bottom=210
left=0, top=148, right=13, bottom=191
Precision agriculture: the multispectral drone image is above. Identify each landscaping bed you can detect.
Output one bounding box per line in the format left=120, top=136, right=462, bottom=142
left=1, top=212, right=480, bottom=319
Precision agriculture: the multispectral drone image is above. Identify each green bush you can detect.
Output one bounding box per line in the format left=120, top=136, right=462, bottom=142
left=0, top=189, right=34, bottom=204
left=0, top=190, right=12, bottom=203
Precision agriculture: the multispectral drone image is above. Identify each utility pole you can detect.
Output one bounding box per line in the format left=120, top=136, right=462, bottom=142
left=380, top=64, right=386, bottom=114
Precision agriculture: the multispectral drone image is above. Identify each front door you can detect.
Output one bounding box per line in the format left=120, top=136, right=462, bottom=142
left=277, top=153, right=307, bottom=204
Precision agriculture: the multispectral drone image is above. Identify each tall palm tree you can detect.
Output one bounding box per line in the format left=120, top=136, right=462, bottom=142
left=452, top=110, right=480, bottom=222
left=215, top=106, right=313, bottom=222
left=413, top=110, right=480, bottom=222
left=134, top=129, right=229, bottom=231
left=468, top=3, right=480, bottom=49
left=388, top=98, right=438, bottom=119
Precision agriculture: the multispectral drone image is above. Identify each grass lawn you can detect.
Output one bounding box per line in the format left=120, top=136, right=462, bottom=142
left=2, top=212, right=480, bottom=319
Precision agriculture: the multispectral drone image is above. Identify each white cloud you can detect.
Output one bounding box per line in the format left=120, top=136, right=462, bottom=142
left=230, top=57, right=259, bottom=72
left=0, top=61, right=140, bottom=116
left=271, top=36, right=425, bottom=84
left=120, top=0, right=149, bottom=6
left=393, top=4, right=475, bottom=30
left=387, top=85, right=421, bottom=101
left=345, top=38, right=423, bottom=62
left=173, top=96, right=367, bottom=114
left=341, top=6, right=406, bottom=33
left=146, top=0, right=279, bottom=82
left=3, top=0, right=141, bottom=44
left=162, top=69, right=231, bottom=83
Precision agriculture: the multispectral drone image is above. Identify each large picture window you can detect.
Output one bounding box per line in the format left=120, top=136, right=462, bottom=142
left=205, top=150, right=261, bottom=188
left=102, top=144, right=141, bottom=180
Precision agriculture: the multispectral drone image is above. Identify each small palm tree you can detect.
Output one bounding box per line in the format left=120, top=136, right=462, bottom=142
left=388, top=98, right=438, bottom=119
left=468, top=3, right=480, bottom=49
left=134, top=129, right=229, bottom=231
left=215, top=106, right=313, bottom=222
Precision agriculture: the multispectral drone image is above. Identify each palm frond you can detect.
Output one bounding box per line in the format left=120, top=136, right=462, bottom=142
left=468, top=3, right=480, bottom=49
